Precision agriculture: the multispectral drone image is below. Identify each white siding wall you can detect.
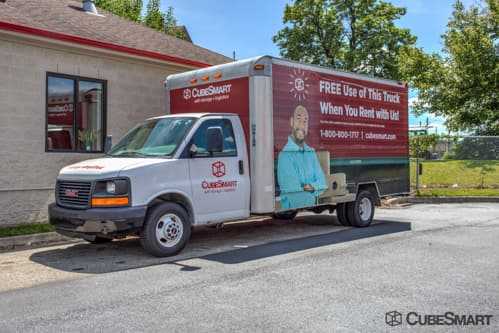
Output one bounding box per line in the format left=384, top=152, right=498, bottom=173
left=0, top=34, right=190, bottom=226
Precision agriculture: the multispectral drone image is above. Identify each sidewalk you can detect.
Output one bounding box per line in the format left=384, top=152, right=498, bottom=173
left=0, top=232, right=81, bottom=253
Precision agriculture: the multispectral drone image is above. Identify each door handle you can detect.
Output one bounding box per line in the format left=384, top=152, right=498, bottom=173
left=238, top=160, right=244, bottom=175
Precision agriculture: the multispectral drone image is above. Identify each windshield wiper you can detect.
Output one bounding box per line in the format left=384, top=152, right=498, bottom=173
left=111, top=150, right=149, bottom=158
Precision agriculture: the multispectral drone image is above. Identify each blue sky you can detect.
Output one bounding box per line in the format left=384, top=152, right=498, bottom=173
left=150, top=0, right=478, bottom=133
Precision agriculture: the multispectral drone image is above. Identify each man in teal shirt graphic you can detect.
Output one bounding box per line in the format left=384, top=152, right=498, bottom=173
left=277, top=105, right=327, bottom=209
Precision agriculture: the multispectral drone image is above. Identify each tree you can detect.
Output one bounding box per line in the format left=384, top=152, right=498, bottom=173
left=143, top=1, right=190, bottom=41
left=409, top=134, right=439, bottom=159
left=273, top=0, right=417, bottom=80
left=399, top=0, right=498, bottom=135
left=163, top=6, right=189, bottom=41
left=144, top=0, right=164, bottom=31
left=94, top=0, right=142, bottom=22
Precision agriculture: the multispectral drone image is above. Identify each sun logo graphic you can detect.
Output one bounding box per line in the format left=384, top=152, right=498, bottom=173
left=183, top=89, right=192, bottom=100
left=288, top=68, right=310, bottom=101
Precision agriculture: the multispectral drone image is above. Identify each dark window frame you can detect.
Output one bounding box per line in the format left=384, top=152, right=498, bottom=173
left=45, top=72, right=107, bottom=153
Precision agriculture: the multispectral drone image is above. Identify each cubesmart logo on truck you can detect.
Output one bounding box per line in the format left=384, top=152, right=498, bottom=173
left=212, top=161, right=226, bottom=177
left=201, top=161, right=238, bottom=194
left=201, top=180, right=238, bottom=193
left=182, top=83, right=232, bottom=103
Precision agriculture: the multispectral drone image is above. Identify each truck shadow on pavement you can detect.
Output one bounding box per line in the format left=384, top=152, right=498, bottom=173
left=203, top=221, right=411, bottom=264
left=29, top=215, right=411, bottom=274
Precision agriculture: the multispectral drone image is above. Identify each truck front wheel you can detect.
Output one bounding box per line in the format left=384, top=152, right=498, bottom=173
left=347, top=190, right=375, bottom=227
left=140, top=203, right=191, bottom=257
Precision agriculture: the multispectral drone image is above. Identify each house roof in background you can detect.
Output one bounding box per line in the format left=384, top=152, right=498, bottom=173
left=0, top=0, right=231, bottom=67
left=177, top=26, right=192, bottom=43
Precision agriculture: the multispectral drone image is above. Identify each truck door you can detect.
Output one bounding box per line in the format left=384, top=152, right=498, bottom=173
left=186, top=117, right=250, bottom=223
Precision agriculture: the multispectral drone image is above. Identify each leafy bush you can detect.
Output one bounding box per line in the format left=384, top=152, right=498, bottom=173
left=409, top=134, right=439, bottom=158
left=442, top=151, right=455, bottom=160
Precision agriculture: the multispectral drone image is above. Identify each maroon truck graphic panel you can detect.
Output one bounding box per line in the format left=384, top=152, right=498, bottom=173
left=272, top=64, right=409, bottom=158
left=272, top=63, right=409, bottom=209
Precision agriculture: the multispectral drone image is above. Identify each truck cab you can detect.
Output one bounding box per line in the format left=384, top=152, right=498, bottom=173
left=50, top=113, right=250, bottom=256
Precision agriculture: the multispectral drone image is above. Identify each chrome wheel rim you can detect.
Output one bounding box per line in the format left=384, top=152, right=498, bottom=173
left=359, top=197, right=372, bottom=221
left=155, top=213, right=183, bottom=248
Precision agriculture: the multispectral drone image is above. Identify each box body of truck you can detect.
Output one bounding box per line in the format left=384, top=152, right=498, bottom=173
left=165, top=56, right=409, bottom=214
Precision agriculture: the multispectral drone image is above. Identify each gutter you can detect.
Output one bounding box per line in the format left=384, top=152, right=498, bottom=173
left=0, top=20, right=211, bottom=69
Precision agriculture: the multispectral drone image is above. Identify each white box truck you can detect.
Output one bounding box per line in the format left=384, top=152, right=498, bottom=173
left=49, top=56, right=409, bottom=257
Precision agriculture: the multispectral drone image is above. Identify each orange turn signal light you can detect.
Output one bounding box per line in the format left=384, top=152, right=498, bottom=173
left=190, top=78, right=198, bottom=84
left=213, top=72, right=223, bottom=79
left=254, top=64, right=265, bottom=70
left=201, top=75, right=210, bottom=81
left=91, top=197, right=129, bottom=207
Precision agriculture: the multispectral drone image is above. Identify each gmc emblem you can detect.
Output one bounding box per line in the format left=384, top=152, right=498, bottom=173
left=65, top=189, right=79, bottom=198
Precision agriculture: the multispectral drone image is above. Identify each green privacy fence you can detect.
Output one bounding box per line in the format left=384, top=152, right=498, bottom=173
left=410, top=136, right=499, bottom=196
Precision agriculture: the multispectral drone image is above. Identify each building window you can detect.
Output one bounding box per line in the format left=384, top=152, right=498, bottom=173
left=46, top=73, right=106, bottom=152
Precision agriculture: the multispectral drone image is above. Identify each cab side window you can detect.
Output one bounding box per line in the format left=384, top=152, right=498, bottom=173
left=189, top=119, right=237, bottom=157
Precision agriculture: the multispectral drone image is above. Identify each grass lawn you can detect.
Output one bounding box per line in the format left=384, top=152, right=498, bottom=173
left=0, top=223, right=54, bottom=238
left=410, top=159, right=499, bottom=188
left=417, top=188, right=499, bottom=197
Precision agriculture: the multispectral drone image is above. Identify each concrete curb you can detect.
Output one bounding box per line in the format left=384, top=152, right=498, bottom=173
left=383, top=196, right=499, bottom=206
left=0, top=232, right=82, bottom=252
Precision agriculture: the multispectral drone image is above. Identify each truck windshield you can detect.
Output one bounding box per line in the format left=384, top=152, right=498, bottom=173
left=108, top=117, right=196, bottom=158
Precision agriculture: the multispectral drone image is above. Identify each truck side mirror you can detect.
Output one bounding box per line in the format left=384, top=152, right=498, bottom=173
left=104, top=135, right=112, bottom=153
left=188, top=144, right=198, bottom=157
left=206, top=126, right=223, bottom=153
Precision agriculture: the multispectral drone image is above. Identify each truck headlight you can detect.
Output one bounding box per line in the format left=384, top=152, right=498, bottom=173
left=106, top=181, right=116, bottom=194
left=92, top=178, right=130, bottom=207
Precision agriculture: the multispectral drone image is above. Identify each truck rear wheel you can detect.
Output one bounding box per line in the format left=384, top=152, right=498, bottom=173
left=336, top=203, right=351, bottom=226
left=347, top=190, right=375, bottom=227
left=140, top=202, right=191, bottom=257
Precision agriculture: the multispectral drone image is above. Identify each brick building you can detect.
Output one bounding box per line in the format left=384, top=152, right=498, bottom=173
left=0, top=0, right=230, bottom=226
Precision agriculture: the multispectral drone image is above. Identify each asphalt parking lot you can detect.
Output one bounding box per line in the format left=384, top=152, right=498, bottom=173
left=0, top=203, right=498, bottom=332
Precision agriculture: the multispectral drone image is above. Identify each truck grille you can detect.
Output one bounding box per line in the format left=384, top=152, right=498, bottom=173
left=57, top=181, right=92, bottom=208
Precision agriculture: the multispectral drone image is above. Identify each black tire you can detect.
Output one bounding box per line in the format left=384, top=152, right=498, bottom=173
left=140, top=202, right=191, bottom=257
left=346, top=190, right=375, bottom=227
left=336, top=203, right=351, bottom=226
left=83, top=236, right=113, bottom=244
left=273, top=210, right=298, bottom=220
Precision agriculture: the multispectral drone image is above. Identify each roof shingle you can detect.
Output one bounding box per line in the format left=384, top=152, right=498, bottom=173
left=0, top=0, right=232, bottom=66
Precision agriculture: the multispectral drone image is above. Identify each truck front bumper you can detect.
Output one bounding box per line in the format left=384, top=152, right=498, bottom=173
left=49, top=203, right=147, bottom=239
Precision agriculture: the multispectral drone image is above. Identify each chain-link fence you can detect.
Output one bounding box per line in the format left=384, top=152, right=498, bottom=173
left=410, top=136, right=499, bottom=196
